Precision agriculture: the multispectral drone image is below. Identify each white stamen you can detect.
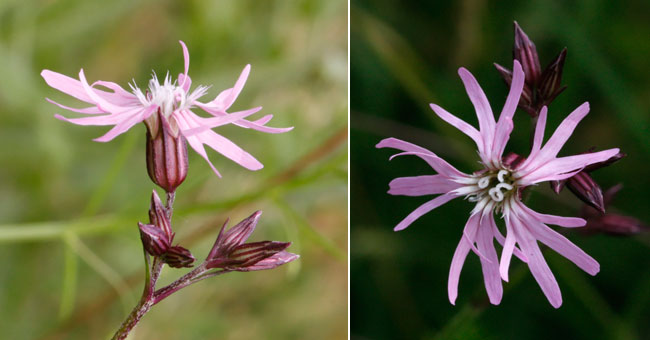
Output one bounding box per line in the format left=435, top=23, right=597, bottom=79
left=130, top=71, right=207, bottom=117
left=495, top=182, right=513, bottom=191
left=488, top=187, right=504, bottom=202
left=497, top=169, right=509, bottom=183
left=477, top=175, right=492, bottom=189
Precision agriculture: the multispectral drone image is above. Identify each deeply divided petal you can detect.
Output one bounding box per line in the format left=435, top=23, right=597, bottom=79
left=388, top=175, right=461, bottom=196
left=518, top=148, right=621, bottom=185
left=519, top=102, right=590, bottom=174
left=394, top=193, right=458, bottom=231
left=376, top=138, right=465, bottom=178
left=492, top=60, right=525, bottom=163
left=476, top=215, right=503, bottom=304
left=175, top=110, right=263, bottom=173
left=511, top=214, right=563, bottom=308
left=448, top=214, right=478, bottom=305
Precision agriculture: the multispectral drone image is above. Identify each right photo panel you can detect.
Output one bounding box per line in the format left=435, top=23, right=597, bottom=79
left=351, top=1, right=650, bottom=339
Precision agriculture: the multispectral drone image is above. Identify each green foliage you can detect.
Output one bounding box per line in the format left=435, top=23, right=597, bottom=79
left=0, top=0, right=347, bottom=339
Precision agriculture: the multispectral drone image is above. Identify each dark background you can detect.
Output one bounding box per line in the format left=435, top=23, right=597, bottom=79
left=351, top=1, right=650, bottom=339
left=0, top=1, right=347, bottom=339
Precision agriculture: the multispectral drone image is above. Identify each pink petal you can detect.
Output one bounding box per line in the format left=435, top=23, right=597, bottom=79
left=93, top=105, right=156, bottom=142
left=388, top=175, right=460, bottom=196
left=458, top=67, right=495, bottom=150
left=179, top=107, right=264, bottom=136
left=207, top=65, right=251, bottom=111
left=55, top=113, right=126, bottom=126
left=41, top=70, right=94, bottom=103
left=46, top=98, right=103, bottom=114
left=492, top=60, right=525, bottom=162
left=178, top=74, right=192, bottom=92
left=490, top=214, right=527, bottom=263
left=520, top=102, right=590, bottom=173
left=174, top=113, right=222, bottom=177
left=526, top=219, right=599, bottom=275
left=177, top=111, right=263, bottom=171
left=78, top=70, right=129, bottom=114
left=448, top=214, right=478, bottom=305
left=376, top=138, right=464, bottom=178
left=178, top=40, right=190, bottom=91
left=520, top=148, right=620, bottom=184
left=514, top=217, right=563, bottom=308
left=394, top=192, right=458, bottom=231
left=476, top=215, right=503, bottom=304
left=429, top=103, right=484, bottom=155
left=91, top=81, right=139, bottom=106
left=196, top=103, right=293, bottom=133
left=519, top=204, right=586, bottom=228
left=527, top=106, right=548, bottom=162
left=251, top=114, right=273, bottom=125
left=500, top=217, right=518, bottom=281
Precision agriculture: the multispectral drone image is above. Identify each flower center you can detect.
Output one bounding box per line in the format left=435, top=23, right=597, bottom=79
left=131, top=73, right=208, bottom=118
left=471, top=169, right=515, bottom=202
left=454, top=169, right=517, bottom=212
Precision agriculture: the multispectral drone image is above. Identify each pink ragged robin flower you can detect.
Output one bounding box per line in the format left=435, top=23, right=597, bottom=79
left=377, top=60, right=620, bottom=308
left=41, top=41, right=292, bottom=177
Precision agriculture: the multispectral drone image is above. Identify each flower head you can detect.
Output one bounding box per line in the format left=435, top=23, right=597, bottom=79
left=494, top=21, right=567, bottom=117
left=42, top=41, right=292, bottom=177
left=205, top=211, right=298, bottom=272
left=377, top=60, right=620, bottom=307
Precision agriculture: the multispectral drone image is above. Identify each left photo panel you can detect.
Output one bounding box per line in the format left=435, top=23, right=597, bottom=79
left=0, top=1, right=347, bottom=339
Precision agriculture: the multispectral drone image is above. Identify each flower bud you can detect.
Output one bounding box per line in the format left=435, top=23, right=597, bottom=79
left=162, top=246, right=195, bottom=268
left=207, top=211, right=262, bottom=260
left=149, top=190, right=173, bottom=239
left=233, top=251, right=300, bottom=272
left=145, top=112, right=188, bottom=193
left=566, top=172, right=605, bottom=213
left=205, top=211, right=298, bottom=271
left=138, top=222, right=171, bottom=256
left=206, top=241, right=292, bottom=270
left=551, top=149, right=625, bottom=211
left=495, top=21, right=568, bottom=117
left=538, top=48, right=567, bottom=106
left=581, top=185, right=647, bottom=236
left=513, top=21, right=542, bottom=85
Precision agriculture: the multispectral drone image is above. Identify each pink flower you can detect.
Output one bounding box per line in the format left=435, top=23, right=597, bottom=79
left=41, top=41, right=292, bottom=177
left=377, top=60, right=619, bottom=308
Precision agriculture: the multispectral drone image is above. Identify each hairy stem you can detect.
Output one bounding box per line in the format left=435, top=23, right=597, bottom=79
left=111, top=254, right=164, bottom=339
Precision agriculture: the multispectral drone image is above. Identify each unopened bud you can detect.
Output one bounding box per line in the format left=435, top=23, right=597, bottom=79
left=149, top=190, right=173, bottom=238
left=566, top=172, right=605, bottom=213
left=206, top=241, right=292, bottom=270
left=538, top=48, right=567, bottom=106
left=495, top=21, right=568, bottom=117
left=205, top=211, right=298, bottom=271
left=138, top=222, right=171, bottom=256
left=162, top=246, right=195, bottom=268
left=207, top=211, right=262, bottom=260
left=145, top=112, right=188, bottom=193
left=233, top=251, right=300, bottom=272
left=513, top=21, right=542, bottom=85
left=581, top=185, right=648, bottom=236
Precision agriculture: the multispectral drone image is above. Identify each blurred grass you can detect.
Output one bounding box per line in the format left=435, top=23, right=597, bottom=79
left=351, top=0, right=650, bottom=340
left=0, top=0, right=347, bottom=339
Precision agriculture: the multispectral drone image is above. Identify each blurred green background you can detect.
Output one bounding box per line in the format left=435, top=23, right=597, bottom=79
left=351, top=1, right=649, bottom=340
left=0, top=0, right=347, bottom=339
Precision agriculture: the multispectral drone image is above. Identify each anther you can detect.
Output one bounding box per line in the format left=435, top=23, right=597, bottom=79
left=478, top=176, right=492, bottom=189
left=497, top=169, right=509, bottom=183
